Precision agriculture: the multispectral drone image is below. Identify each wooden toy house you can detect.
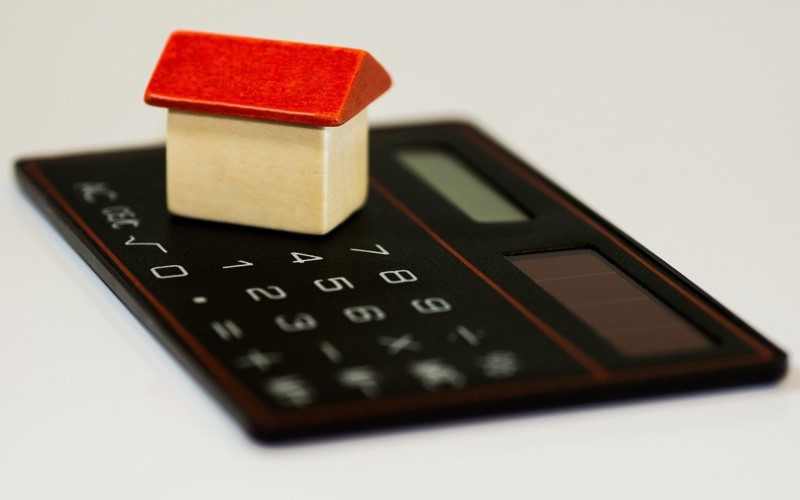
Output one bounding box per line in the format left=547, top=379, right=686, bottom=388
left=145, top=31, right=391, bottom=234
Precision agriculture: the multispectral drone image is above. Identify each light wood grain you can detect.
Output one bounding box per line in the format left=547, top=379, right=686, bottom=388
left=166, top=109, right=368, bottom=234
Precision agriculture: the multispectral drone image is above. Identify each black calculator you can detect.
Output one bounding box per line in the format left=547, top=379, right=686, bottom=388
left=17, top=121, right=786, bottom=441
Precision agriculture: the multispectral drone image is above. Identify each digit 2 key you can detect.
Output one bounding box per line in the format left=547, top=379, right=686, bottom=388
left=17, top=121, right=787, bottom=441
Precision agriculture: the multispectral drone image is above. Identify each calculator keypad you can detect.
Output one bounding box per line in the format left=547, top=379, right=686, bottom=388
left=180, top=234, right=580, bottom=409
left=32, top=148, right=588, bottom=411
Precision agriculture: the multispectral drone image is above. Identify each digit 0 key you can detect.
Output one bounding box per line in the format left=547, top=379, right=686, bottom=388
left=17, top=122, right=787, bottom=441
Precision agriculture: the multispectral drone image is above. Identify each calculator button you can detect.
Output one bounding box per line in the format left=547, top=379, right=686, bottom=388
left=477, top=351, right=522, bottom=379
left=102, top=206, right=140, bottom=229
left=377, top=334, right=423, bottom=355
left=411, top=297, right=452, bottom=314
left=447, top=325, right=484, bottom=346
left=275, top=313, right=317, bottom=332
left=337, top=366, right=381, bottom=398
left=290, top=252, right=324, bottom=264
left=246, top=286, right=287, bottom=301
left=318, top=341, right=344, bottom=364
left=234, top=349, right=281, bottom=372
left=264, top=375, right=314, bottom=407
left=221, top=259, right=253, bottom=269
left=313, top=276, right=355, bottom=292
left=349, top=244, right=390, bottom=255
left=150, top=264, right=188, bottom=279
left=210, top=320, right=244, bottom=341
left=124, top=235, right=167, bottom=254
left=342, top=305, right=386, bottom=323
left=74, top=182, right=118, bottom=203
left=409, top=359, right=466, bottom=391
left=379, top=269, right=418, bottom=284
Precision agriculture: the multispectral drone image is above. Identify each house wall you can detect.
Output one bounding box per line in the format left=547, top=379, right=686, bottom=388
left=165, top=109, right=368, bottom=234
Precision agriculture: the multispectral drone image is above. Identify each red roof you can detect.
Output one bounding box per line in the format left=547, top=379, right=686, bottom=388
left=144, top=31, right=391, bottom=127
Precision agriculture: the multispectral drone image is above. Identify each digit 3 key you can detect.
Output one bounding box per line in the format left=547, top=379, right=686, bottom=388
left=17, top=121, right=787, bottom=441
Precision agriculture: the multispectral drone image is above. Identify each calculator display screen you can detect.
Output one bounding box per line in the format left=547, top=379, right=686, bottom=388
left=397, top=148, right=530, bottom=223
left=507, top=249, right=715, bottom=357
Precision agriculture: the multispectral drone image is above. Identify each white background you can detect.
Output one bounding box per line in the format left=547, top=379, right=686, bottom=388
left=2, top=1, right=798, bottom=498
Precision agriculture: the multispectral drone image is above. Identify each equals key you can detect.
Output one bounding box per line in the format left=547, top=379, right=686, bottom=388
left=211, top=320, right=244, bottom=341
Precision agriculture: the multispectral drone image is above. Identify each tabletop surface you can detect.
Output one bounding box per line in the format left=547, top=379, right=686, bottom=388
left=2, top=2, right=798, bottom=499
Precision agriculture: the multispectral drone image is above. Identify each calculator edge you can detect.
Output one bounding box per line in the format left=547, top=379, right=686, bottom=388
left=15, top=156, right=271, bottom=440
